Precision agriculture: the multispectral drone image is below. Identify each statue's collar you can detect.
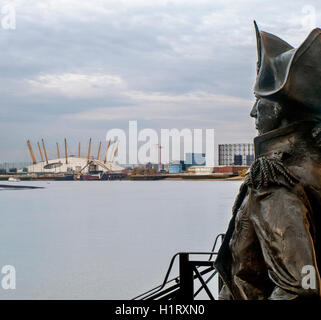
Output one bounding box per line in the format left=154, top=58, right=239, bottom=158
left=254, top=121, right=315, bottom=158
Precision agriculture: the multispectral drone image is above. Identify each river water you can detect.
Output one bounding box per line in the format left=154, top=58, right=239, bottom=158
left=0, top=180, right=241, bottom=299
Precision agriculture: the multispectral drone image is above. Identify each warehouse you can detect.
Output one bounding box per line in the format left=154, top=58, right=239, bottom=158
left=218, top=143, right=254, bottom=166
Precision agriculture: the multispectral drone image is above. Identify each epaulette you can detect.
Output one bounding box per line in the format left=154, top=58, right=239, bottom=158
left=244, top=156, right=299, bottom=190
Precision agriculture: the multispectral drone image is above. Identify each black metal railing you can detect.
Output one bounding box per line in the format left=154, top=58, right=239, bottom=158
left=132, top=233, right=224, bottom=300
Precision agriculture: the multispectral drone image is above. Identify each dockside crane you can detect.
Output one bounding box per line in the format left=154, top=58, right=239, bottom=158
left=27, top=140, right=37, bottom=164
left=155, top=144, right=163, bottom=171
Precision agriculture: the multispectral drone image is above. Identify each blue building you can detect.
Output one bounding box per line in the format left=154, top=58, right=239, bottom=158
left=169, top=161, right=183, bottom=174
left=185, top=153, right=206, bottom=167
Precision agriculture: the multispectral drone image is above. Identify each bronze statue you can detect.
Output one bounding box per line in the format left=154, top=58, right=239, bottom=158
left=214, top=22, right=321, bottom=299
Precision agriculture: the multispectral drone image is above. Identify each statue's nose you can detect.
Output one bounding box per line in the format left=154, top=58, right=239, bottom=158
left=250, top=100, right=258, bottom=118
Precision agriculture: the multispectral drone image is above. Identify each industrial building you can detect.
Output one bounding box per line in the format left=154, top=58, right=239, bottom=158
left=168, top=161, right=185, bottom=174
left=218, top=143, right=254, bottom=166
left=167, top=154, right=206, bottom=174
left=185, top=153, right=206, bottom=167
left=26, top=138, right=124, bottom=174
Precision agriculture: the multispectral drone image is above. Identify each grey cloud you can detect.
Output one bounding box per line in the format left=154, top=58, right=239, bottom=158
left=0, top=0, right=320, bottom=161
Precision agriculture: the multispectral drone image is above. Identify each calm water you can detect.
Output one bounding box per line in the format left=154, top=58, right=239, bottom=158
left=0, top=180, right=241, bottom=299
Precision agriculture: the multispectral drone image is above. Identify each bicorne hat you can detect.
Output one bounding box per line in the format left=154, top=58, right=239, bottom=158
left=254, top=21, right=321, bottom=114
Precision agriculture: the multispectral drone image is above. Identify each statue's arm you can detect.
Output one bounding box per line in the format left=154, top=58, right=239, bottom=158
left=249, top=186, right=321, bottom=299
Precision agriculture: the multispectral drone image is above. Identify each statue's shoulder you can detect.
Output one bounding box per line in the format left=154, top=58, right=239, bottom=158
left=231, top=155, right=299, bottom=217
left=244, top=155, right=299, bottom=191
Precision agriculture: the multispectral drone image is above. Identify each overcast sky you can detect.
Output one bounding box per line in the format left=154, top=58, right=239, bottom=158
left=0, top=0, right=320, bottom=163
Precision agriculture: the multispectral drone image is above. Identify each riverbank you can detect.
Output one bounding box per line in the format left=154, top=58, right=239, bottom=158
left=0, top=173, right=244, bottom=182
left=127, top=174, right=244, bottom=181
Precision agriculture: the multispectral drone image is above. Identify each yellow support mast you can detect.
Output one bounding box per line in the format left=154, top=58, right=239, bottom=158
left=104, top=140, right=111, bottom=164
left=64, top=138, right=68, bottom=164
left=56, top=142, right=61, bottom=159
left=111, top=140, right=120, bottom=163
left=97, top=141, right=102, bottom=160
left=41, top=138, right=49, bottom=165
left=87, top=138, right=92, bottom=163
left=27, top=140, right=37, bottom=164
left=37, top=141, right=44, bottom=162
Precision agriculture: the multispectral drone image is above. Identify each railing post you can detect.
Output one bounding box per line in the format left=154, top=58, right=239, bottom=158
left=178, top=253, right=194, bottom=301
left=217, top=233, right=225, bottom=298
left=218, top=275, right=224, bottom=293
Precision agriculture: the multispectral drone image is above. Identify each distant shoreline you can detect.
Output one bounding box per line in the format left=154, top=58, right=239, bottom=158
left=163, top=176, right=244, bottom=181
left=127, top=174, right=244, bottom=181
left=0, top=174, right=244, bottom=182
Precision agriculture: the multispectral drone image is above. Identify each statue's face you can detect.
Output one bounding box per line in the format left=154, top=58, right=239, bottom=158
left=250, top=97, right=284, bottom=135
